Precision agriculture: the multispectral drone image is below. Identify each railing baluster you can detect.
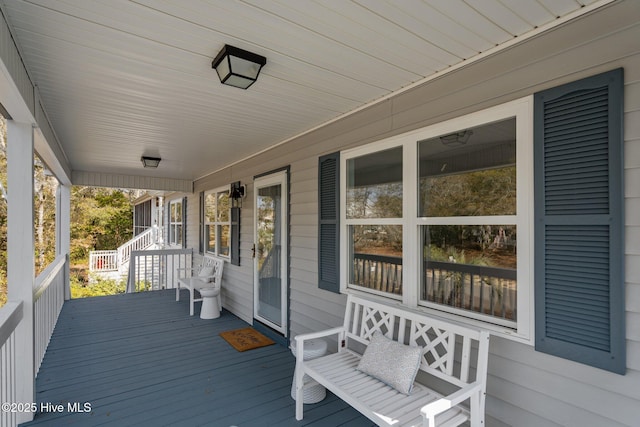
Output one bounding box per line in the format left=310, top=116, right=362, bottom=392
left=470, top=275, right=475, bottom=313
left=479, top=277, right=485, bottom=315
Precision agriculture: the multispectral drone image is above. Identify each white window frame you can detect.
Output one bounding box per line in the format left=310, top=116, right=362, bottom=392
left=204, top=186, right=231, bottom=259
left=340, top=97, right=534, bottom=344
left=168, top=198, right=183, bottom=247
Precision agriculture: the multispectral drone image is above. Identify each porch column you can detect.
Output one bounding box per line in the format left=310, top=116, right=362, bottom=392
left=7, top=120, right=36, bottom=423
left=57, top=184, right=71, bottom=300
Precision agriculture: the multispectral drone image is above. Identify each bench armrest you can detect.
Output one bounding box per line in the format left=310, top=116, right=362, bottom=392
left=420, top=382, right=483, bottom=426
left=294, top=326, right=345, bottom=344
left=176, top=267, right=198, bottom=274
left=176, top=268, right=217, bottom=281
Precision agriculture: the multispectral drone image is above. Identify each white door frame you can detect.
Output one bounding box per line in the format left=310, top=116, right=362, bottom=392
left=253, top=170, right=288, bottom=335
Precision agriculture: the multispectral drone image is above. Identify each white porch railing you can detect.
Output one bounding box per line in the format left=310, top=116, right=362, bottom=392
left=0, top=301, right=23, bottom=427
left=89, top=250, right=118, bottom=271
left=118, top=226, right=157, bottom=266
left=0, top=254, right=67, bottom=427
left=34, top=254, right=67, bottom=373
left=127, top=248, right=192, bottom=293
left=90, top=226, right=161, bottom=273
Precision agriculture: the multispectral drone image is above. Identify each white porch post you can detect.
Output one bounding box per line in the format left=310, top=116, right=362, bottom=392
left=7, top=120, right=36, bottom=423
left=57, top=184, right=71, bottom=300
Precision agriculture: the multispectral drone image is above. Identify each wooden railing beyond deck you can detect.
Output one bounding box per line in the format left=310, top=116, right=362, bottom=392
left=351, top=253, right=517, bottom=321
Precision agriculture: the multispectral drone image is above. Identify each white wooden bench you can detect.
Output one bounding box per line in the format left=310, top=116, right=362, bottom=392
left=294, top=294, right=490, bottom=427
left=176, top=254, right=224, bottom=316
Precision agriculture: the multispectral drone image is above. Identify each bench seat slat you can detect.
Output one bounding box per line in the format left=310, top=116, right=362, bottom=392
left=304, top=352, right=470, bottom=427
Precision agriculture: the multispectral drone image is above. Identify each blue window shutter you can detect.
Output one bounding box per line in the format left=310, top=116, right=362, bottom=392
left=182, top=197, right=187, bottom=249
left=230, top=206, right=241, bottom=266
left=318, top=152, right=340, bottom=293
left=198, top=191, right=204, bottom=255
left=534, top=68, right=625, bottom=374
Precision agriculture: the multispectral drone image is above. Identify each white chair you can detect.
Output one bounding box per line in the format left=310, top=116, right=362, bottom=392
left=176, top=255, right=224, bottom=317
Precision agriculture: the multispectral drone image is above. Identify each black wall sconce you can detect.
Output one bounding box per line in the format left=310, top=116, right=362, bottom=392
left=229, top=181, right=246, bottom=208
left=228, top=181, right=245, bottom=266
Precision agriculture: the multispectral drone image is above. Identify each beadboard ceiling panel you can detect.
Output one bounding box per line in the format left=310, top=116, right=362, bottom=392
left=0, top=0, right=612, bottom=184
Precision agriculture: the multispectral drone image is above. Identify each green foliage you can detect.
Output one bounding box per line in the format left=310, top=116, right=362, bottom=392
left=0, top=271, right=6, bottom=307
left=427, top=245, right=490, bottom=266
left=70, top=276, right=126, bottom=298
left=421, top=167, right=516, bottom=217
left=70, top=186, right=134, bottom=265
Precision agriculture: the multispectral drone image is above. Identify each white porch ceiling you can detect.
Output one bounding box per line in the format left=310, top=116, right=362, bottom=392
left=0, top=0, right=607, bottom=184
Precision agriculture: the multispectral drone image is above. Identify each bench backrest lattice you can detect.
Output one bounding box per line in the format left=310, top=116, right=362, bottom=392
left=342, top=295, right=489, bottom=390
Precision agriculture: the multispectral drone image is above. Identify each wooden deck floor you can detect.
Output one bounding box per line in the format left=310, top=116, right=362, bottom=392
left=22, top=290, right=373, bottom=427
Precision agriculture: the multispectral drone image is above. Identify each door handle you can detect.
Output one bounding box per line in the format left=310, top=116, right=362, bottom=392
left=252, top=243, right=256, bottom=258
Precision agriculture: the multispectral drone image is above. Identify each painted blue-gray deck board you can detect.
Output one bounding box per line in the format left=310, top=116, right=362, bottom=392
left=22, top=290, right=373, bottom=426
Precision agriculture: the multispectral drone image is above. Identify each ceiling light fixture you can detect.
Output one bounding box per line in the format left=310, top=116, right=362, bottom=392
left=440, top=130, right=473, bottom=147
left=212, top=44, right=266, bottom=89
left=141, top=156, right=161, bottom=168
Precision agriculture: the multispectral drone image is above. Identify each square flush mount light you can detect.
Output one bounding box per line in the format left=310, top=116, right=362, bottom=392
left=212, top=44, right=267, bottom=89
left=440, top=130, right=473, bottom=147
left=141, top=156, right=161, bottom=168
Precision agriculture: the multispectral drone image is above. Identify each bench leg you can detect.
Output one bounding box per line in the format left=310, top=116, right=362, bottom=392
left=470, top=391, right=484, bottom=427
left=423, top=415, right=435, bottom=427
left=295, top=364, right=304, bottom=420
left=189, top=288, right=195, bottom=316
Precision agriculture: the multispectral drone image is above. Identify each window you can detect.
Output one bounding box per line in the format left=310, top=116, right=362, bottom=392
left=341, top=98, right=533, bottom=341
left=345, top=146, right=403, bottom=299
left=418, top=118, right=519, bottom=328
left=134, top=199, right=152, bottom=236
left=204, top=187, right=231, bottom=258
left=168, top=199, right=183, bottom=246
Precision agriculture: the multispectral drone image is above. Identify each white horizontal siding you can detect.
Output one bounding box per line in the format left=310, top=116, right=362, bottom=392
left=288, top=157, right=348, bottom=338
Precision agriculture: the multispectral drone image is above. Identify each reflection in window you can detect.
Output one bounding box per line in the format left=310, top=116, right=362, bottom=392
left=418, top=118, right=518, bottom=323
left=205, top=189, right=230, bottom=257
left=350, top=225, right=403, bottom=295
left=347, top=147, right=402, bottom=219
left=169, top=199, right=182, bottom=246
left=346, top=146, right=403, bottom=296
left=421, top=225, right=517, bottom=321
left=419, top=119, right=516, bottom=217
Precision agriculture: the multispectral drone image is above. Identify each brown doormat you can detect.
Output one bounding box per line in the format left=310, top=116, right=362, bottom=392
left=219, top=327, right=275, bottom=352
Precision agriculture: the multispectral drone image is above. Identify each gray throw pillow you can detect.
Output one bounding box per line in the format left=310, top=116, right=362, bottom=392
left=198, top=267, right=214, bottom=282
left=357, top=331, right=422, bottom=395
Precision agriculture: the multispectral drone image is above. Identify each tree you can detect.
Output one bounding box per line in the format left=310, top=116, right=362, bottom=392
left=70, top=186, right=133, bottom=266
left=34, top=156, right=58, bottom=273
